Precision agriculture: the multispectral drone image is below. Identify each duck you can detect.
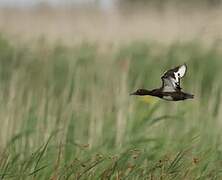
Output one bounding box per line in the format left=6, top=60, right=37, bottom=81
left=130, top=64, right=194, bottom=101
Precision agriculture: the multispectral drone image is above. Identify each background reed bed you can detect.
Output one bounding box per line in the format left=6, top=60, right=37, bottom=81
left=0, top=34, right=221, bottom=178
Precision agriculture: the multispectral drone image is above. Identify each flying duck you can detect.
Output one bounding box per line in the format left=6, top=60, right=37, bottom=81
left=130, top=64, right=194, bottom=101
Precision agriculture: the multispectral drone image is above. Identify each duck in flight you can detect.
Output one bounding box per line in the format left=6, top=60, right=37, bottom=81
left=130, top=64, right=194, bottom=101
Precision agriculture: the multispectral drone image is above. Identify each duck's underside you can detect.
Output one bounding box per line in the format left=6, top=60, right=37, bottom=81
left=159, top=91, right=194, bottom=101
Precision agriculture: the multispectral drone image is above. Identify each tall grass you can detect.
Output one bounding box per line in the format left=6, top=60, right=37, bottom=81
left=0, top=35, right=222, bottom=179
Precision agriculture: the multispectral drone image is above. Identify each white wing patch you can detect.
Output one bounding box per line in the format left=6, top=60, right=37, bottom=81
left=178, top=64, right=187, bottom=77
left=174, top=64, right=187, bottom=82
left=163, top=96, right=173, bottom=101
left=161, top=64, right=187, bottom=92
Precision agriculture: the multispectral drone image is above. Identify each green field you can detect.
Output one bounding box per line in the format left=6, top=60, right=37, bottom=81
left=0, top=35, right=222, bottom=179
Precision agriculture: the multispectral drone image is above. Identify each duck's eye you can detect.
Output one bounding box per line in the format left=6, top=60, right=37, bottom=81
left=178, top=73, right=180, bottom=77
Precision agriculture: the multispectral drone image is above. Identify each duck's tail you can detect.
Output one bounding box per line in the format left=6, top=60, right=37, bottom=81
left=184, top=93, right=194, bottom=99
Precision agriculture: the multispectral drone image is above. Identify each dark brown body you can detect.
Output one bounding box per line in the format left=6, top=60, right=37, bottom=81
left=131, top=64, right=194, bottom=101
left=130, top=88, right=194, bottom=101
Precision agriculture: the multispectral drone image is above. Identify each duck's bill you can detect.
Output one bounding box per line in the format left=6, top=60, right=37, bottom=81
left=130, top=90, right=142, bottom=95
left=130, top=91, right=137, bottom=95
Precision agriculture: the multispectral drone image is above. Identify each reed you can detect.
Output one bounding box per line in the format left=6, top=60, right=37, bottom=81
left=0, top=35, right=221, bottom=179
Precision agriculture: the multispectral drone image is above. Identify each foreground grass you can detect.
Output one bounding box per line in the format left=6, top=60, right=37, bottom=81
left=0, top=35, right=222, bottom=179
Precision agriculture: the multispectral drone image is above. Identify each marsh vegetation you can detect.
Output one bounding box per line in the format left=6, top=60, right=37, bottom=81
left=0, top=33, right=221, bottom=179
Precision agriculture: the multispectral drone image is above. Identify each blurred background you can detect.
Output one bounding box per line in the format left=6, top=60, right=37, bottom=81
left=0, top=1, right=222, bottom=179
left=1, top=0, right=222, bottom=44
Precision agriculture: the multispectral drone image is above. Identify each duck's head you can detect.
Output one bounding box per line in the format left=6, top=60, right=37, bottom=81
left=130, top=89, right=151, bottom=96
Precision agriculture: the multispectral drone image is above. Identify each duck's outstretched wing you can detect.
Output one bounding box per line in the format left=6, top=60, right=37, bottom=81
left=161, top=64, right=187, bottom=92
left=161, top=76, right=178, bottom=92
